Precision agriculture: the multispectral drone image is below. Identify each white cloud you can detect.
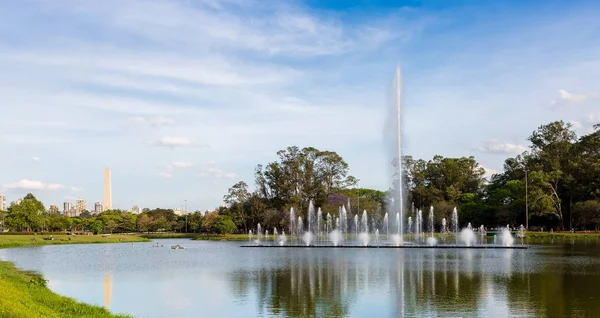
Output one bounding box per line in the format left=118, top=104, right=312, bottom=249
left=481, top=165, right=499, bottom=179
left=3, top=179, right=74, bottom=191
left=149, top=137, right=196, bottom=148
left=128, top=116, right=175, bottom=127
left=31, top=156, right=41, bottom=162
left=477, top=141, right=527, bottom=155
left=157, top=172, right=173, bottom=179
left=169, top=161, right=193, bottom=169
left=550, top=89, right=598, bottom=106
left=198, top=168, right=236, bottom=179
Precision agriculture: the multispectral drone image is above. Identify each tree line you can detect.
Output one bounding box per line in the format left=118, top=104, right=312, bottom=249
left=219, top=121, right=600, bottom=233
left=1, top=120, right=598, bottom=234
left=0, top=194, right=236, bottom=234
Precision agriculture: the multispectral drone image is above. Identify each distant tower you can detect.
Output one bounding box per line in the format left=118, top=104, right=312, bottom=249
left=103, top=168, right=112, bottom=210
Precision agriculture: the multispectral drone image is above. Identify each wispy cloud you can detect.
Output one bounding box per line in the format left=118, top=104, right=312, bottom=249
left=198, top=167, right=236, bottom=179
left=129, top=116, right=175, bottom=127
left=148, top=137, right=197, bottom=148
left=157, top=172, right=173, bottom=179
left=168, top=161, right=193, bottom=169
left=31, top=156, right=41, bottom=162
left=3, top=179, right=79, bottom=191
left=550, top=89, right=598, bottom=106
left=476, top=141, right=527, bottom=155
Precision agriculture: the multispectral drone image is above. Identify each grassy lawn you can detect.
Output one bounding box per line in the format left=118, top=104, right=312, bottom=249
left=0, top=233, right=149, bottom=317
left=0, top=261, right=131, bottom=318
left=0, top=234, right=149, bottom=249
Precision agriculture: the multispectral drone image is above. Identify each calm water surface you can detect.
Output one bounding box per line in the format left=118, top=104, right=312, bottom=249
left=1, top=239, right=600, bottom=317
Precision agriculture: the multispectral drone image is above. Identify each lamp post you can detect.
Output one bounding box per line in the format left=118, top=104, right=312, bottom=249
left=525, top=168, right=529, bottom=231
left=184, top=200, right=188, bottom=233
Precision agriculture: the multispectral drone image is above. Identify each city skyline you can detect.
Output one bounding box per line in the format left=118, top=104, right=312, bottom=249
left=0, top=0, right=599, bottom=211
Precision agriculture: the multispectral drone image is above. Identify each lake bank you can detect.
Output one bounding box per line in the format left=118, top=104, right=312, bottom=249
left=0, top=261, right=131, bottom=318
left=0, top=234, right=147, bottom=317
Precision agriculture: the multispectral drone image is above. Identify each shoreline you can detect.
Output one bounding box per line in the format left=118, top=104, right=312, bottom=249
left=0, top=234, right=149, bottom=317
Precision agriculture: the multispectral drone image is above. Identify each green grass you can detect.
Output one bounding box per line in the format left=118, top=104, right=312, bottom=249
left=0, top=234, right=150, bottom=317
left=139, top=233, right=200, bottom=239
left=524, top=231, right=600, bottom=239
left=0, top=234, right=149, bottom=250
left=0, top=261, right=131, bottom=318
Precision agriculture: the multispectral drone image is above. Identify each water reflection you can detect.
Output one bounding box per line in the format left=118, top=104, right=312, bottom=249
left=104, top=274, right=112, bottom=309
left=228, top=247, right=600, bottom=317
left=1, top=239, right=600, bottom=317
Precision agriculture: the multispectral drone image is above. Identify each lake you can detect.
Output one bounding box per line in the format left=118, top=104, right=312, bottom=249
left=1, top=238, right=600, bottom=317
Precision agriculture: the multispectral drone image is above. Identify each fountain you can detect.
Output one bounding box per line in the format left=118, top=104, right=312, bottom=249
left=248, top=230, right=253, bottom=241
left=441, top=218, right=447, bottom=234
left=501, top=225, right=514, bottom=247
left=451, top=208, right=459, bottom=234
left=241, top=67, right=527, bottom=250
left=358, top=210, right=370, bottom=246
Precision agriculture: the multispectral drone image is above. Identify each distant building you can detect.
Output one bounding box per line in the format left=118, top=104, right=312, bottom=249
left=94, top=202, right=103, bottom=214
left=49, top=205, right=59, bottom=213
left=131, top=206, right=141, bottom=214
left=173, top=209, right=187, bottom=216
left=76, top=199, right=87, bottom=215
left=0, top=194, right=5, bottom=211
left=65, top=208, right=77, bottom=218
left=63, top=202, right=72, bottom=214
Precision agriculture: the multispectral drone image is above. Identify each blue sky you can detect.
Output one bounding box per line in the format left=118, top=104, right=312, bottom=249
left=1, top=0, right=599, bottom=212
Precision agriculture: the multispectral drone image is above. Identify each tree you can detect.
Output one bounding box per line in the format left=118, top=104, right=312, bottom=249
left=214, top=215, right=237, bottom=234
left=224, top=181, right=251, bottom=232
left=527, top=121, right=577, bottom=230
left=202, top=212, right=220, bottom=233
left=6, top=194, right=45, bottom=231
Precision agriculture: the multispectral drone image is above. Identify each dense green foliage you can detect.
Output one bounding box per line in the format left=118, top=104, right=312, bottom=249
left=0, top=261, right=130, bottom=317
left=218, top=121, right=600, bottom=232
left=1, top=121, right=598, bottom=234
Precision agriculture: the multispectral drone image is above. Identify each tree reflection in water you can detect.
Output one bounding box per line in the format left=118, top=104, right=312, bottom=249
left=228, top=245, right=600, bottom=317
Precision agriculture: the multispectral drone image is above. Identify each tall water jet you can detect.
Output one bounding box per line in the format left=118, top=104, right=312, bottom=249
left=265, top=230, right=269, bottom=242
left=297, top=217, right=303, bottom=238
left=317, top=208, right=323, bottom=236
left=479, top=225, right=486, bottom=237
left=256, top=223, right=262, bottom=243
left=340, top=206, right=348, bottom=235
left=308, top=200, right=316, bottom=234
left=451, top=207, right=459, bottom=234
left=248, top=230, right=253, bottom=241
left=394, top=67, right=405, bottom=242
left=441, top=218, right=447, bottom=234
left=415, top=209, right=423, bottom=242
left=361, top=210, right=368, bottom=233
left=407, top=216, right=413, bottom=234
left=326, top=213, right=332, bottom=234
left=274, top=228, right=278, bottom=237
left=428, top=206, right=434, bottom=236
left=383, top=213, right=389, bottom=238
left=358, top=210, right=370, bottom=246
left=385, top=66, right=405, bottom=246
left=289, top=208, right=295, bottom=237
left=354, top=214, right=359, bottom=238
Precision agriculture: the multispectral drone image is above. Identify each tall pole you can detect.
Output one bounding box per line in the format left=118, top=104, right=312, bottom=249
left=396, top=66, right=404, bottom=239
left=525, top=169, right=528, bottom=231
left=184, top=200, right=188, bottom=233
left=357, top=179, right=360, bottom=213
